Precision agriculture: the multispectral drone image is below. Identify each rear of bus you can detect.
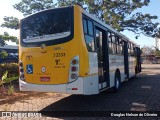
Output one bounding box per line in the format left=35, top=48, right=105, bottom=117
left=19, top=6, right=99, bottom=95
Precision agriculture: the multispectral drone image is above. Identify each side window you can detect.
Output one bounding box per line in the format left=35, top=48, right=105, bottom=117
left=130, top=43, right=135, bottom=56
left=111, top=33, right=116, bottom=43
left=119, top=38, right=123, bottom=55
left=108, top=33, right=123, bottom=55
left=128, top=42, right=131, bottom=55
left=85, top=35, right=95, bottom=52
left=108, top=32, right=113, bottom=54
left=88, top=21, right=93, bottom=35
left=111, top=33, right=116, bottom=54
left=108, top=32, right=117, bottom=54
left=116, top=37, right=124, bottom=55
left=83, top=18, right=95, bottom=52
left=115, top=36, right=119, bottom=54
left=83, top=19, right=87, bottom=34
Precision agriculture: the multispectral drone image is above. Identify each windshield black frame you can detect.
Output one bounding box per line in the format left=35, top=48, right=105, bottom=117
left=20, top=6, right=74, bottom=47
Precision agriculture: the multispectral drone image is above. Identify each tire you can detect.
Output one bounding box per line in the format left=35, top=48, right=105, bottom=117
left=113, top=72, right=120, bottom=92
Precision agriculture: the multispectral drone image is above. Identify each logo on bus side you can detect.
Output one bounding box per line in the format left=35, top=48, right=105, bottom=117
left=41, top=66, right=46, bottom=73
left=27, top=64, right=33, bottom=74
left=41, top=44, right=46, bottom=49
left=55, top=59, right=60, bottom=65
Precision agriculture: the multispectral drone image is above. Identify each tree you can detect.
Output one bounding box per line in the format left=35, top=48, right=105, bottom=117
left=141, top=45, right=153, bottom=56
left=0, top=36, right=6, bottom=46
left=0, top=32, right=18, bottom=46
left=57, top=0, right=160, bottom=38
left=155, top=50, right=160, bottom=56
left=0, top=50, right=8, bottom=58
left=154, top=48, right=160, bottom=57
left=13, top=0, right=56, bottom=16
left=140, top=45, right=160, bottom=57
left=1, top=0, right=160, bottom=38
left=1, top=0, right=57, bottom=30
left=0, top=17, right=19, bottom=45
left=1, top=17, right=19, bottom=30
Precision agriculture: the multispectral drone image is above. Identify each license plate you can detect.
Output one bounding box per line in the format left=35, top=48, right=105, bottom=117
left=40, top=77, right=50, bottom=82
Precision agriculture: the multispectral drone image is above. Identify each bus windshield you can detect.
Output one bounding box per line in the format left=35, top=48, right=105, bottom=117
left=21, top=7, right=73, bottom=45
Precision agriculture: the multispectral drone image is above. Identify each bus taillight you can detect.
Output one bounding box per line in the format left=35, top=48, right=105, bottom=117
left=71, top=73, right=78, bottom=79
left=71, top=66, right=78, bottom=72
left=69, top=56, right=79, bottom=82
left=19, top=61, right=23, bottom=67
left=19, top=67, right=24, bottom=72
left=71, top=59, right=78, bottom=65
left=19, top=61, right=25, bottom=81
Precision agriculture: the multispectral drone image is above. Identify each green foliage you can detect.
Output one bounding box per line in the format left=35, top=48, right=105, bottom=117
left=13, top=0, right=56, bottom=16
left=141, top=46, right=160, bottom=57
left=58, top=0, right=84, bottom=7
left=0, top=71, right=7, bottom=95
left=1, top=0, right=160, bottom=38
left=1, top=71, right=8, bottom=82
left=4, top=76, right=19, bottom=83
left=57, top=0, right=160, bottom=38
left=0, top=70, right=16, bottom=95
left=0, top=70, right=8, bottom=90
left=0, top=32, right=18, bottom=45
left=0, top=35, right=6, bottom=46
left=0, top=50, right=8, bottom=58
left=0, top=17, right=19, bottom=45
left=0, top=63, right=18, bottom=95
left=1, top=16, right=19, bottom=30
left=155, top=50, right=160, bottom=56
left=0, top=63, right=19, bottom=78
left=7, top=85, right=14, bottom=95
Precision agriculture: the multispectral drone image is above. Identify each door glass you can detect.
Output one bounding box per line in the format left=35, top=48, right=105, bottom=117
left=96, top=29, right=104, bottom=83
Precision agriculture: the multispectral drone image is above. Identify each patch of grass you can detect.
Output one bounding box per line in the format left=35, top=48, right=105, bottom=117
left=0, top=70, right=18, bottom=95
left=7, top=85, right=14, bottom=95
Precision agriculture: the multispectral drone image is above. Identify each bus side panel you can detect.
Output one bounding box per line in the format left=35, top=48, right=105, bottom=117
left=88, top=52, right=98, bottom=75
left=116, top=55, right=125, bottom=82
left=128, top=56, right=136, bottom=78
left=109, top=54, right=116, bottom=87
left=109, top=54, right=125, bottom=87
left=82, top=52, right=99, bottom=95
left=83, top=75, right=99, bottom=95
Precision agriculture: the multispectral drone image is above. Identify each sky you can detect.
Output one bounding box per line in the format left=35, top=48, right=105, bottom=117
left=0, top=0, right=160, bottom=47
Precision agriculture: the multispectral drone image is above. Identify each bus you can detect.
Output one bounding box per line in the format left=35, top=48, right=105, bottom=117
left=19, top=5, right=141, bottom=95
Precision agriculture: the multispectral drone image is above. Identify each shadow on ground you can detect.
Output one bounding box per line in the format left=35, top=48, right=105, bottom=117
left=39, top=65, right=160, bottom=118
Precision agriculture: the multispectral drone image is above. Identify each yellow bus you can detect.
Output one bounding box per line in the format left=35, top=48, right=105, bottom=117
left=19, top=5, right=141, bottom=95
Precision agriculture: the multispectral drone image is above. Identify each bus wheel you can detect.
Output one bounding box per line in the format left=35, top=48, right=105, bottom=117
left=113, top=72, right=120, bottom=92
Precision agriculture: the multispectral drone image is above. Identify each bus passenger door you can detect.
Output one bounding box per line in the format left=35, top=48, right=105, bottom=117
left=95, top=28, right=109, bottom=90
